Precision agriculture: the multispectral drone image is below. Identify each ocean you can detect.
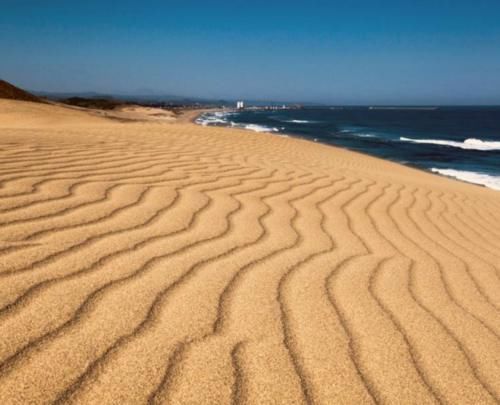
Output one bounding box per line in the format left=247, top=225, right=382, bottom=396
left=196, top=107, right=500, bottom=191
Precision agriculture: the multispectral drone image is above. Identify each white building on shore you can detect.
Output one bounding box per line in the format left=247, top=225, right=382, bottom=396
left=236, top=101, right=245, bottom=110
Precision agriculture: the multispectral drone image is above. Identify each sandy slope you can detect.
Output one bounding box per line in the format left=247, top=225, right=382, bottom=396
left=0, top=99, right=499, bottom=405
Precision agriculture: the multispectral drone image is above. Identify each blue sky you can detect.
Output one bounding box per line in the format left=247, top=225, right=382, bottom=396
left=1, top=0, right=500, bottom=104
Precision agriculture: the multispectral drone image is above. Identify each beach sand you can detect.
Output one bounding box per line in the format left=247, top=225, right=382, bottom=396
left=0, top=99, right=499, bottom=404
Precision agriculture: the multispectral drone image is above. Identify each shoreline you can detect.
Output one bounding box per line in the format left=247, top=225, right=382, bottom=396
left=193, top=109, right=500, bottom=192
left=184, top=107, right=222, bottom=123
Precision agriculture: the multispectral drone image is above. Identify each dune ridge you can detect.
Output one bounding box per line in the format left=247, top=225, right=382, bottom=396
left=0, top=80, right=42, bottom=104
left=0, top=99, right=499, bottom=404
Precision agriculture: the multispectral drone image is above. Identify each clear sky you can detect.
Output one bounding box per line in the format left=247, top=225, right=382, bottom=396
left=1, top=0, right=500, bottom=104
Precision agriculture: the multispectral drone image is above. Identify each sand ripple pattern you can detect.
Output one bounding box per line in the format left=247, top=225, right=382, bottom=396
left=0, top=117, right=500, bottom=405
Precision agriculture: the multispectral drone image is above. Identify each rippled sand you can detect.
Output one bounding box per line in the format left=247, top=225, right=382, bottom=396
left=0, top=99, right=499, bottom=404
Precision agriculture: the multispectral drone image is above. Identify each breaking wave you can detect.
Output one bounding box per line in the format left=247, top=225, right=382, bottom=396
left=400, top=137, right=500, bottom=151
left=234, top=123, right=279, bottom=133
left=284, top=119, right=317, bottom=124
left=431, top=168, right=500, bottom=190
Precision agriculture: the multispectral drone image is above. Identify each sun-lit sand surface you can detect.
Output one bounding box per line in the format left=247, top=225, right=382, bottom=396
left=0, top=99, right=499, bottom=404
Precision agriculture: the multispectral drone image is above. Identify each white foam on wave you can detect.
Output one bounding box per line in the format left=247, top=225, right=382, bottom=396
left=339, top=129, right=376, bottom=138
left=285, top=119, right=315, bottom=124
left=431, top=168, right=500, bottom=191
left=242, top=124, right=279, bottom=133
left=196, top=117, right=226, bottom=126
left=195, top=111, right=236, bottom=126
left=400, top=137, right=500, bottom=151
left=196, top=111, right=279, bottom=133
left=227, top=121, right=279, bottom=133
left=196, top=116, right=225, bottom=126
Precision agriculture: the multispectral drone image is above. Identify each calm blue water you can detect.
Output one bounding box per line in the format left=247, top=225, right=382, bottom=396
left=197, top=107, right=500, bottom=190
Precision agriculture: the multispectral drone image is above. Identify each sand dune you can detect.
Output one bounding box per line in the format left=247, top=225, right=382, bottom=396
left=0, top=99, right=499, bottom=404
left=0, top=80, right=42, bottom=104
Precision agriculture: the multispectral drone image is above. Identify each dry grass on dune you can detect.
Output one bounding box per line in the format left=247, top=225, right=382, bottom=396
left=0, top=99, right=499, bottom=404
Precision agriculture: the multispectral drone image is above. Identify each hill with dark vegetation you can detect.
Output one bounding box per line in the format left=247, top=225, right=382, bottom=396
left=61, top=97, right=126, bottom=110
left=0, top=79, right=42, bottom=103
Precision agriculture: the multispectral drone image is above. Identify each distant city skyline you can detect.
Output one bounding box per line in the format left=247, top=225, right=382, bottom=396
left=1, top=0, right=500, bottom=105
